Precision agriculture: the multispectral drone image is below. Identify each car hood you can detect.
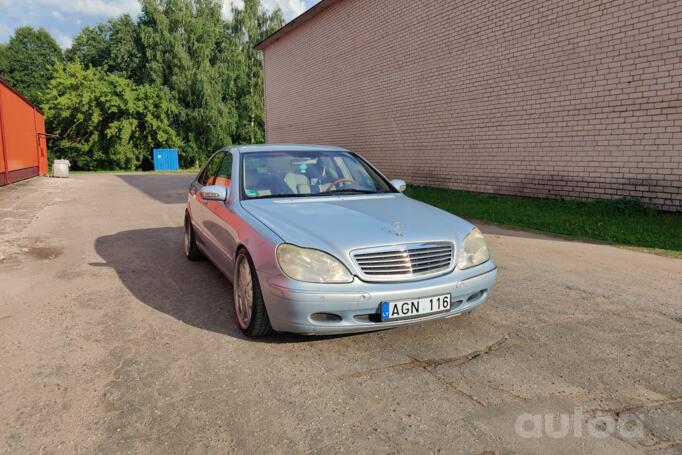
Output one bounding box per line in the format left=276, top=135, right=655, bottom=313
left=241, top=193, right=473, bottom=268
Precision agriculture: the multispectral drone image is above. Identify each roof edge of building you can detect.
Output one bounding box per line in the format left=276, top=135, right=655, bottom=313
left=0, top=78, right=44, bottom=115
left=255, top=0, right=340, bottom=50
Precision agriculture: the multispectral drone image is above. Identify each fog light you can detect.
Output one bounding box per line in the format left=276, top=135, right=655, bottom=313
left=310, top=313, right=342, bottom=323
left=467, top=290, right=486, bottom=302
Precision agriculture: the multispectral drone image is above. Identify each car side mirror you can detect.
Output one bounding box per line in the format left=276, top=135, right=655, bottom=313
left=390, top=179, right=407, bottom=192
left=200, top=185, right=228, bottom=201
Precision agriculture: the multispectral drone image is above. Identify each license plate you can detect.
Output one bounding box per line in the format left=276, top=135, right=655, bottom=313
left=380, top=293, right=451, bottom=321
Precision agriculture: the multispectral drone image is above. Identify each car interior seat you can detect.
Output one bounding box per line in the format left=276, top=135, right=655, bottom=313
left=284, top=173, right=309, bottom=194
left=244, top=162, right=291, bottom=197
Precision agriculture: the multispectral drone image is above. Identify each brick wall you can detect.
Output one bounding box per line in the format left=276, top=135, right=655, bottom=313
left=261, top=0, right=682, bottom=211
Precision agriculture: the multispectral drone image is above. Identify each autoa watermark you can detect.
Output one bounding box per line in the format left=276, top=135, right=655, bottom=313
left=515, top=408, right=643, bottom=439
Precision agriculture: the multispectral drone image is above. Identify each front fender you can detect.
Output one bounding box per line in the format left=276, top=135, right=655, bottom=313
left=231, top=203, right=283, bottom=282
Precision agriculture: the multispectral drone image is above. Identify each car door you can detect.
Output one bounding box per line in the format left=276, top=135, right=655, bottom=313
left=203, top=151, right=240, bottom=277
left=189, top=152, right=225, bottom=249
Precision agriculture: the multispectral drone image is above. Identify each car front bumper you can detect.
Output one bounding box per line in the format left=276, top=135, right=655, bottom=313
left=260, top=260, right=497, bottom=335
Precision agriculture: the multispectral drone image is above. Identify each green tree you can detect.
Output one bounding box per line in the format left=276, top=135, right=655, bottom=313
left=65, top=24, right=109, bottom=69
left=2, top=26, right=63, bottom=106
left=107, top=15, right=142, bottom=81
left=231, top=0, right=284, bottom=144
left=43, top=62, right=179, bottom=170
left=37, top=0, right=286, bottom=170
left=137, top=0, right=239, bottom=166
left=66, top=15, right=142, bottom=81
left=0, top=44, right=8, bottom=75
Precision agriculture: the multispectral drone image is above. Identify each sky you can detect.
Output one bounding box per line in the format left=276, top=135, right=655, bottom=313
left=0, top=0, right=320, bottom=48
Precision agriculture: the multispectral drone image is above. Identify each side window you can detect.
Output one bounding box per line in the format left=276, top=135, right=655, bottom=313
left=216, top=152, right=232, bottom=187
left=199, top=153, right=224, bottom=186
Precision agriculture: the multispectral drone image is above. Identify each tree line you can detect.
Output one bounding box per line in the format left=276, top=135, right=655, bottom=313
left=0, top=0, right=284, bottom=170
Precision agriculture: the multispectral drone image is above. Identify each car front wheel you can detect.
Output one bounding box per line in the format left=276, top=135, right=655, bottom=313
left=184, top=213, right=203, bottom=261
left=233, top=250, right=273, bottom=337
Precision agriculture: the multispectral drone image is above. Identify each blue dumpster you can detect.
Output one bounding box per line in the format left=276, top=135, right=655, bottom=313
left=153, top=148, right=179, bottom=171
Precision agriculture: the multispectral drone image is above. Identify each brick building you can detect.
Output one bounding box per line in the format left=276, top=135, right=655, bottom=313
left=256, top=0, right=682, bottom=211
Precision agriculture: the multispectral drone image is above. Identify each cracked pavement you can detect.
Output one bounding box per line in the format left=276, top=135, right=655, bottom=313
left=1, top=174, right=681, bottom=454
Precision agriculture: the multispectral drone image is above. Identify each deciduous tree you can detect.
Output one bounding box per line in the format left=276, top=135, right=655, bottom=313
left=231, top=0, right=284, bottom=144
left=43, top=62, right=179, bottom=170
left=2, top=26, right=63, bottom=106
left=66, top=15, right=142, bottom=81
left=3, top=0, right=287, bottom=169
left=138, top=0, right=238, bottom=166
left=0, top=44, right=8, bottom=75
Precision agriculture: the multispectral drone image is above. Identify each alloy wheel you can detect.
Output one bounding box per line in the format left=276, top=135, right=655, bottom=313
left=235, top=255, right=253, bottom=328
left=184, top=218, right=191, bottom=257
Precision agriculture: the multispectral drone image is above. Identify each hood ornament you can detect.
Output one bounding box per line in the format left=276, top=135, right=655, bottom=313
left=393, top=222, right=404, bottom=237
left=384, top=221, right=405, bottom=237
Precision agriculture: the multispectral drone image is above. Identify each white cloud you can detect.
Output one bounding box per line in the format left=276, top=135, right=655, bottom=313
left=222, top=0, right=306, bottom=21
left=0, top=22, right=9, bottom=38
left=222, top=0, right=244, bottom=20
left=0, top=0, right=316, bottom=46
left=262, top=0, right=306, bottom=18
left=55, top=33, right=72, bottom=48
left=36, top=0, right=140, bottom=18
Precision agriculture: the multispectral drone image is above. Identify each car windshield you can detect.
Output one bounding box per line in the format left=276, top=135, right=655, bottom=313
left=241, top=151, right=395, bottom=199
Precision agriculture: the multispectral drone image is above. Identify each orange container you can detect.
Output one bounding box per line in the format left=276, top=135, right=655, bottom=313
left=0, top=78, right=48, bottom=186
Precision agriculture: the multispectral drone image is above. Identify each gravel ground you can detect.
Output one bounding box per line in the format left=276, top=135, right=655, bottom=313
left=1, top=174, right=681, bottom=454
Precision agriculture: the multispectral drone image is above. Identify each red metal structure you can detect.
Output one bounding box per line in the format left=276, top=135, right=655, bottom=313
left=0, top=78, right=48, bottom=186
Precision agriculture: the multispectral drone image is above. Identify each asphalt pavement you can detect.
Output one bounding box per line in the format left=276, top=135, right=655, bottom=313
left=1, top=174, right=681, bottom=454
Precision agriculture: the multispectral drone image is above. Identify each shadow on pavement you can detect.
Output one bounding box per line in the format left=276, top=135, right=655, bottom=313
left=91, top=226, right=344, bottom=343
left=116, top=174, right=195, bottom=204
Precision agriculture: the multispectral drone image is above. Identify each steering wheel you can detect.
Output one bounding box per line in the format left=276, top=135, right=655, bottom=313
left=327, top=178, right=358, bottom=190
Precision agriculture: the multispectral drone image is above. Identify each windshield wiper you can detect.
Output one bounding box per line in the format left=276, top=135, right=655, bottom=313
left=245, top=189, right=384, bottom=200
left=316, top=189, right=381, bottom=196
left=246, top=193, right=312, bottom=200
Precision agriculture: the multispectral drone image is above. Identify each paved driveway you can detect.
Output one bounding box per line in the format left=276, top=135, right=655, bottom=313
left=1, top=174, right=681, bottom=454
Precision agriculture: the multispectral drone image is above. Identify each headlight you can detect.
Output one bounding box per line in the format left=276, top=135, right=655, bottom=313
left=276, top=244, right=353, bottom=283
left=457, top=228, right=490, bottom=269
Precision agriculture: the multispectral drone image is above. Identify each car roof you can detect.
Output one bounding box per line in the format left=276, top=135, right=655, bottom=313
left=228, top=144, right=350, bottom=154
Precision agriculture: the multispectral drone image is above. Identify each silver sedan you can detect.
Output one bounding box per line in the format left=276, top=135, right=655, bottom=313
left=184, top=145, right=497, bottom=336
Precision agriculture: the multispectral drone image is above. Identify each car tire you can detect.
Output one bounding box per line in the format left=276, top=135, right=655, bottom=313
left=184, top=213, right=204, bottom=261
left=233, top=249, right=274, bottom=337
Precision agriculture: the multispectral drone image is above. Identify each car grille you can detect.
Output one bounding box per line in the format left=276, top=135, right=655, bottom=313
left=351, top=242, right=455, bottom=281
